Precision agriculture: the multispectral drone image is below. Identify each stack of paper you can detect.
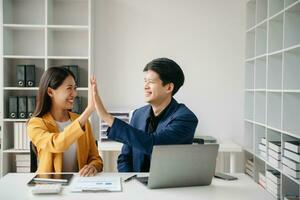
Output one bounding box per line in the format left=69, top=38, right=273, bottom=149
left=245, top=158, right=254, bottom=177
left=259, top=138, right=267, bottom=158
left=266, top=170, right=281, bottom=199
left=282, top=141, right=300, bottom=179
left=268, top=141, right=281, bottom=169
left=16, top=154, right=30, bottom=173
left=258, top=172, right=266, bottom=189
left=99, top=111, right=130, bottom=140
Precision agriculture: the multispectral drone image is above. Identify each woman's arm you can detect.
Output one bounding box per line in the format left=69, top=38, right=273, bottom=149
left=90, top=76, right=115, bottom=127
left=77, top=80, right=95, bottom=128
left=79, top=121, right=103, bottom=176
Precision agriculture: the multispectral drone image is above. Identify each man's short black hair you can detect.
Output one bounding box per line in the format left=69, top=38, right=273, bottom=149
left=143, top=58, right=185, bottom=96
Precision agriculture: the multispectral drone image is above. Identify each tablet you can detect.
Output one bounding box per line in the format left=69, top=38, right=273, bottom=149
left=214, top=172, right=238, bottom=181
left=27, top=174, right=74, bottom=186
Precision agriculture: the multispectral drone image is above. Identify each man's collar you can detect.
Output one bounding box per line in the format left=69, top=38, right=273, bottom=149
left=148, top=98, right=177, bottom=120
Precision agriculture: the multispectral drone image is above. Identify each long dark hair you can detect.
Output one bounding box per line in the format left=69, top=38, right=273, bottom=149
left=32, top=67, right=76, bottom=118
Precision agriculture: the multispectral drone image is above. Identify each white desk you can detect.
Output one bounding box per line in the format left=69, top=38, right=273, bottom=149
left=0, top=173, right=274, bottom=200
left=99, top=141, right=243, bottom=173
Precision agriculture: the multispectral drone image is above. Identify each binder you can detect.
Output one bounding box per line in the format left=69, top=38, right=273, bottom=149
left=72, top=96, right=82, bottom=114
left=25, top=65, right=36, bottom=87
left=27, top=96, right=36, bottom=118
left=18, top=96, right=27, bottom=119
left=14, top=123, right=19, bottom=149
left=8, top=96, right=18, bottom=119
left=69, top=65, right=79, bottom=86
left=63, top=65, right=69, bottom=70
left=17, top=65, right=26, bottom=87
left=18, top=123, right=22, bottom=149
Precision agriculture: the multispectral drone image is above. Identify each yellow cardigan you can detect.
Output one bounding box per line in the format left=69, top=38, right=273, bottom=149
left=27, top=112, right=103, bottom=173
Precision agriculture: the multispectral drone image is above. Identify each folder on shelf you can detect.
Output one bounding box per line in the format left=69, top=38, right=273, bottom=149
left=72, top=96, right=82, bottom=114
left=14, top=123, right=19, bottom=149
left=18, top=96, right=27, bottom=119
left=8, top=96, right=18, bottom=119
left=18, top=122, right=23, bottom=149
left=27, top=96, right=36, bottom=118
left=25, top=65, right=36, bottom=87
left=17, top=65, right=26, bottom=87
left=69, top=65, right=80, bottom=86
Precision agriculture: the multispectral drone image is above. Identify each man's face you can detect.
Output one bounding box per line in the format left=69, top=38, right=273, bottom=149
left=144, top=70, right=172, bottom=104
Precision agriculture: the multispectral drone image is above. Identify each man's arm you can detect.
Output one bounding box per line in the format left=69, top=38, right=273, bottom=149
left=107, top=113, right=198, bottom=155
left=117, top=144, right=133, bottom=172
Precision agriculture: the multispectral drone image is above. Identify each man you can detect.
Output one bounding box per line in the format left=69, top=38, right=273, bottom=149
left=91, top=58, right=198, bottom=172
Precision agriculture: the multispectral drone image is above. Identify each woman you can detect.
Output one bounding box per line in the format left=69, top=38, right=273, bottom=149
left=27, top=67, right=103, bottom=176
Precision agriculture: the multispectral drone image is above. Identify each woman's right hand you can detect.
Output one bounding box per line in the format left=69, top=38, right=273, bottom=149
left=90, top=76, right=115, bottom=127
left=86, top=77, right=96, bottom=113
left=77, top=76, right=96, bottom=128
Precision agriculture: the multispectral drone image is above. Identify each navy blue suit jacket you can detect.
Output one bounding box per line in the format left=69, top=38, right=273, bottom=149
left=107, top=98, right=198, bottom=172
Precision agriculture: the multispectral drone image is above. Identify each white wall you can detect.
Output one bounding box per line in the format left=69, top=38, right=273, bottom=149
left=93, top=0, right=246, bottom=145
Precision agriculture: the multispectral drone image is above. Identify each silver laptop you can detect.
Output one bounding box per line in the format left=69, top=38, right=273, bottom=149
left=136, top=144, right=219, bottom=189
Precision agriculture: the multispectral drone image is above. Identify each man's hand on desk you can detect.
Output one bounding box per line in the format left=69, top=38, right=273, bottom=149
left=79, top=164, right=97, bottom=177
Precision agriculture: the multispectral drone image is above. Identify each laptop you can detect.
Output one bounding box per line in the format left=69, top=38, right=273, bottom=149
left=136, top=144, right=219, bottom=189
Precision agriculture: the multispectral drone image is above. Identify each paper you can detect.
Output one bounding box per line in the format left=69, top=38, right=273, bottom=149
left=70, top=176, right=122, bottom=192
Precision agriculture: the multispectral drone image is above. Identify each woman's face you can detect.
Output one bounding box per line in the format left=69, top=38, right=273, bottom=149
left=48, top=75, right=77, bottom=110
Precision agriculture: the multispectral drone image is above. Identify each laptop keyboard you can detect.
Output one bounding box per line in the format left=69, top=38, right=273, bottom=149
left=136, top=176, right=149, bottom=185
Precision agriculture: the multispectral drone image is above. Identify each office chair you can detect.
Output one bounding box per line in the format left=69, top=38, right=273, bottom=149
left=30, top=141, right=38, bottom=172
left=29, top=140, right=99, bottom=173
left=193, top=138, right=205, bottom=144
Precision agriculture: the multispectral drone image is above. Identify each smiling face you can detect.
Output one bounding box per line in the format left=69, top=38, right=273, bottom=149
left=144, top=70, right=173, bottom=105
left=47, top=75, right=77, bottom=110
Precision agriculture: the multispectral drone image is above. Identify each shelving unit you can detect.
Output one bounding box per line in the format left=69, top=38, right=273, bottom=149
left=245, top=61, right=255, bottom=89
left=255, top=23, right=267, bottom=56
left=244, top=0, right=300, bottom=199
left=268, top=14, right=283, bottom=53
left=99, top=111, right=131, bottom=141
left=0, top=0, right=94, bottom=176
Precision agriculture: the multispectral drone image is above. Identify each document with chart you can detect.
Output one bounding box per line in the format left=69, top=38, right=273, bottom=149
left=70, top=176, right=122, bottom=192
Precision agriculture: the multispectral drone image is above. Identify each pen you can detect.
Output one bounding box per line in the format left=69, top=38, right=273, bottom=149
left=124, top=174, right=137, bottom=182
